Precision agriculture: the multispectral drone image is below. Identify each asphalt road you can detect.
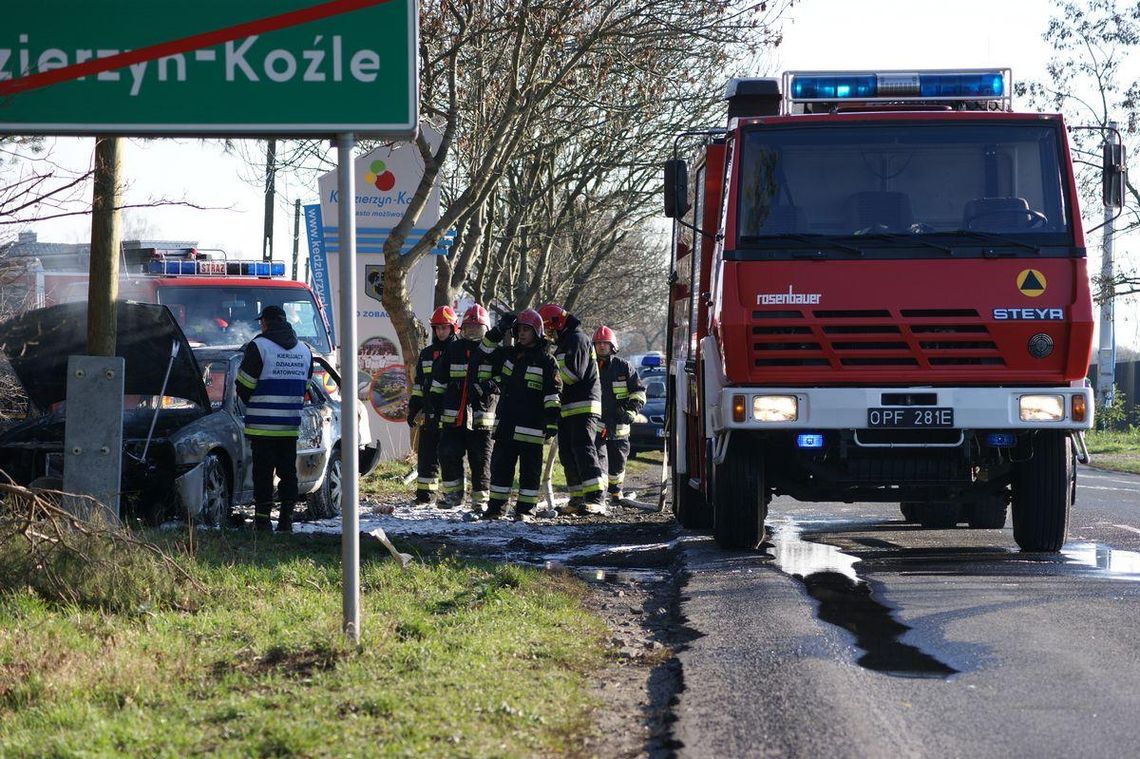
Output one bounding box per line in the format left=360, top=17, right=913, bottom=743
left=670, top=465, right=1140, bottom=758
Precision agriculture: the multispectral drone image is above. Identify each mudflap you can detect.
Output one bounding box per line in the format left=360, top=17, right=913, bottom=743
left=175, top=462, right=205, bottom=519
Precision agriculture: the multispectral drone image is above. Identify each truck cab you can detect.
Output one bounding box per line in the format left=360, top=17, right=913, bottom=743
left=666, top=70, right=1101, bottom=553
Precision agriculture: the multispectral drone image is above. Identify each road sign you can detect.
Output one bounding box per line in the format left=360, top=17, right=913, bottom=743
left=0, top=0, right=417, bottom=137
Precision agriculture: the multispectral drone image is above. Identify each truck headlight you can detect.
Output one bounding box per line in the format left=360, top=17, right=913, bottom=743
left=1019, top=394, right=1064, bottom=422
left=753, top=395, right=798, bottom=422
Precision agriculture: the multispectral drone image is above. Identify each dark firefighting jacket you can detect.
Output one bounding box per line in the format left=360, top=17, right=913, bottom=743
left=553, top=314, right=601, bottom=418
left=490, top=338, right=562, bottom=444
left=598, top=354, right=646, bottom=439
left=428, top=336, right=499, bottom=430
left=408, top=333, right=457, bottom=424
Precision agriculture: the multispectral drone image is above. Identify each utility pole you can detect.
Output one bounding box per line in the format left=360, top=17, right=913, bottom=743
left=292, top=198, right=301, bottom=280
left=87, top=136, right=121, bottom=356
left=1097, top=120, right=1118, bottom=409
left=262, top=138, right=276, bottom=263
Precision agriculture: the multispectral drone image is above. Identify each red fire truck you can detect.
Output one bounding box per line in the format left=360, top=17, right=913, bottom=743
left=664, top=70, right=1110, bottom=553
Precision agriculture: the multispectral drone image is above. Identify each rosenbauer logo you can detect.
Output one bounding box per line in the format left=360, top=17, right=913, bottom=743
left=365, top=160, right=396, bottom=191
left=756, top=285, right=822, bottom=306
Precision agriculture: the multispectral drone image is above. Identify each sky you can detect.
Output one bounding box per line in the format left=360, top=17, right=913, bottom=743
left=14, top=0, right=1140, bottom=349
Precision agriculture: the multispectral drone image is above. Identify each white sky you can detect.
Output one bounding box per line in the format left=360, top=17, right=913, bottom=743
left=16, top=0, right=1140, bottom=349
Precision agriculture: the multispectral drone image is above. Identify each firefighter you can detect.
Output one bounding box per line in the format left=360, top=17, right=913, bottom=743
left=593, top=325, right=646, bottom=505
left=407, top=305, right=459, bottom=504
left=235, top=304, right=313, bottom=532
left=538, top=303, right=606, bottom=515
left=429, top=304, right=499, bottom=513
left=484, top=309, right=561, bottom=520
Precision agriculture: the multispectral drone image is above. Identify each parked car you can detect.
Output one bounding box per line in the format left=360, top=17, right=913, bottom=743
left=629, top=367, right=667, bottom=453
left=0, top=301, right=376, bottom=525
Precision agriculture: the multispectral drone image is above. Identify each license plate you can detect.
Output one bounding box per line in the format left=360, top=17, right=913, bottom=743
left=867, top=407, right=954, bottom=428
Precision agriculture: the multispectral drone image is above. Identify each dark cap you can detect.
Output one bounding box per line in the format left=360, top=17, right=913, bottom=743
left=256, top=305, right=286, bottom=322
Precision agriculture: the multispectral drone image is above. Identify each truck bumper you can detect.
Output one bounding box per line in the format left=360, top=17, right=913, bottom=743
left=716, top=385, right=1094, bottom=432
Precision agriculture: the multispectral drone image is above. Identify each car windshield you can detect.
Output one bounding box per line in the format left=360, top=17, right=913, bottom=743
left=156, top=286, right=332, bottom=353
left=737, top=122, right=1071, bottom=251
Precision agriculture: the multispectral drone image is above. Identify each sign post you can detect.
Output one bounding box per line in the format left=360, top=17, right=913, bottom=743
left=337, top=133, right=361, bottom=642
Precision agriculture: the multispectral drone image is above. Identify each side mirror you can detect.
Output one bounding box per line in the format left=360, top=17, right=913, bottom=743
left=1103, top=141, right=1127, bottom=208
left=664, top=159, right=691, bottom=218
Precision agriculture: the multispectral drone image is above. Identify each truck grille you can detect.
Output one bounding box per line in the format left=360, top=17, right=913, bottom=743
left=751, top=308, right=1003, bottom=370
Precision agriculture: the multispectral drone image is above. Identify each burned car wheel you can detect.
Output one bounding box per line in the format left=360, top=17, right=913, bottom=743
left=307, top=447, right=342, bottom=520
left=198, top=453, right=232, bottom=526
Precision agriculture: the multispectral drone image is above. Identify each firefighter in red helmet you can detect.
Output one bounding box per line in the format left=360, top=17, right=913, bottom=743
left=484, top=308, right=561, bottom=520
left=429, top=303, right=500, bottom=514
left=408, top=305, right=459, bottom=504
left=593, top=325, right=646, bottom=505
left=539, top=303, right=607, bottom=515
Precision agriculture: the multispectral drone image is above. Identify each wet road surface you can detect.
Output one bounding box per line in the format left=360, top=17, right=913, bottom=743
left=670, top=465, right=1140, bottom=758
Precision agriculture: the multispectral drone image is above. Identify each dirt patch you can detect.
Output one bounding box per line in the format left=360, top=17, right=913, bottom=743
left=217, top=644, right=346, bottom=681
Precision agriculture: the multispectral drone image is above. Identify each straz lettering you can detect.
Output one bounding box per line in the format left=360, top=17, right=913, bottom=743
left=756, top=285, right=822, bottom=306
left=992, top=307, right=1064, bottom=321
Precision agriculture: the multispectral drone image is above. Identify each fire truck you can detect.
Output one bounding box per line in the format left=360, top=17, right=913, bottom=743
left=664, top=70, right=1115, bottom=553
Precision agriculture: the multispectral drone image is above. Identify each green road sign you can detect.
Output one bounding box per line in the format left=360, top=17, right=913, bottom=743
left=0, top=0, right=417, bottom=137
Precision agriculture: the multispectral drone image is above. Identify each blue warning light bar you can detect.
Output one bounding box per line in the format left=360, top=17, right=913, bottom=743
left=786, top=69, right=1008, bottom=103
left=984, top=432, right=1016, bottom=448
left=147, top=259, right=287, bottom=277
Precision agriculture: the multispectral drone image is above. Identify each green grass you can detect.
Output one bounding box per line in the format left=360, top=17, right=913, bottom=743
left=1084, top=429, right=1140, bottom=475
left=0, top=530, right=609, bottom=757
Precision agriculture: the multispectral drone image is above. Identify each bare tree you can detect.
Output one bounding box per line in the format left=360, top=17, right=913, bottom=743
left=1019, top=0, right=1140, bottom=297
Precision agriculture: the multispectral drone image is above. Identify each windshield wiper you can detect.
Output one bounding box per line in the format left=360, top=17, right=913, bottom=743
left=843, top=232, right=954, bottom=254
left=938, top=230, right=1039, bottom=252
left=741, top=233, right=864, bottom=256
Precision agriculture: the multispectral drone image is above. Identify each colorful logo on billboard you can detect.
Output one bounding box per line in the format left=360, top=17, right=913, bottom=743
left=365, top=160, right=396, bottom=192
left=359, top=335, right=408, bottom=421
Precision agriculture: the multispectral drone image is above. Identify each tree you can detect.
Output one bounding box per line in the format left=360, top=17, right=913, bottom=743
left=1018, top=0, right=1140, bottom=299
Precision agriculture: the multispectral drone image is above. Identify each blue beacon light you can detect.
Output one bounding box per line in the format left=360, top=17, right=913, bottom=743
left=796, top=433, right=825, bottom=449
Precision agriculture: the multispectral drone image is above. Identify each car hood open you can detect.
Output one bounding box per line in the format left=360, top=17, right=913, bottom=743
left=0, top=301, right=211, bottom=412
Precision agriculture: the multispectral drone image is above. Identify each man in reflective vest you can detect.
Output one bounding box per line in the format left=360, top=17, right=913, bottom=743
left=593, top=325, right=646, bottom=505
left=235, top=304, right=313, bottom=532
left=408, top=305, right=459, bottom=504
left=429, top=304, right=499, bottom=513
left=539, top=303, right=606, bottom=515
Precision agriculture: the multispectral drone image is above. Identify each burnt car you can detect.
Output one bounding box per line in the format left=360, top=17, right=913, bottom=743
left=629, top=368, right=667, bottom=453
left=0, top=301, right=376, bottom=525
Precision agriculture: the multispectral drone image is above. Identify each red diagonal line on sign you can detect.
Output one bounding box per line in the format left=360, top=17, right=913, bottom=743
left=0, top=0, right=394, bottom=98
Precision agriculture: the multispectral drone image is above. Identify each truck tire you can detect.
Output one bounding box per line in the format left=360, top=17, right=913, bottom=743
left=712, top=439, right=767, bottom=550
left=917, top=501, right=961, bottom=529
left=673, top=470, right=712, bottom=529
left=1011, top=431, right=1072, bottom=552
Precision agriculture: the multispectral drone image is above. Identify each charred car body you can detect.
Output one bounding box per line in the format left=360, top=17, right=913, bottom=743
left=0, top=302, right=377, bottom=524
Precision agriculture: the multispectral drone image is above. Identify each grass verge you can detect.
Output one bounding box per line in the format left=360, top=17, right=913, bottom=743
left=0, top=529, right=608, bottom=757
left=1084, top=429, right=1140, bottom=475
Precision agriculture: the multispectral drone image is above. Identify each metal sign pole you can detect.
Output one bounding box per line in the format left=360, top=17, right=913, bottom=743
left=1097, top=120, right=1118, bottom=408
left=337, top=132, right=361, bottom=642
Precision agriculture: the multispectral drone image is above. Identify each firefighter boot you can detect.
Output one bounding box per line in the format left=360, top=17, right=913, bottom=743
left=276, top=503, right=295, bottom=533
left=558, top=496, right=586, bottom=516
left=253, top=503, right=273, bottom=532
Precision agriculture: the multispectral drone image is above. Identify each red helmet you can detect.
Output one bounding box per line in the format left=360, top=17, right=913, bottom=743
left=430, top=305, right=459, bottom=333
left=462, top=304, right=490, bottom=328
left=514, top=308, right=544, bottom=336
left=538, top=303, right=568, bottom=333
left=592, top=325, right=618, bottom=350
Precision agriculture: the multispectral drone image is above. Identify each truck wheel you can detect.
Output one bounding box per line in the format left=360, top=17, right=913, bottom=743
left=712, top=439, right=767, bottom=550
left=899, top=502, right=919, bottom=522
left=917, top=501, right=961, bottom=529
left=673, top=470, right=712, bottom=530
left=965, top=495, right=1007, bottom=529
left=1012, top=431, right=1072, bottom=552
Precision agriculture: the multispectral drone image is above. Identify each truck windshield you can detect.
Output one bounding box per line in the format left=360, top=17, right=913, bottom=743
left=156, top=286, right=333, bottom=354
left=737, top=122, right=1071, bottom=252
